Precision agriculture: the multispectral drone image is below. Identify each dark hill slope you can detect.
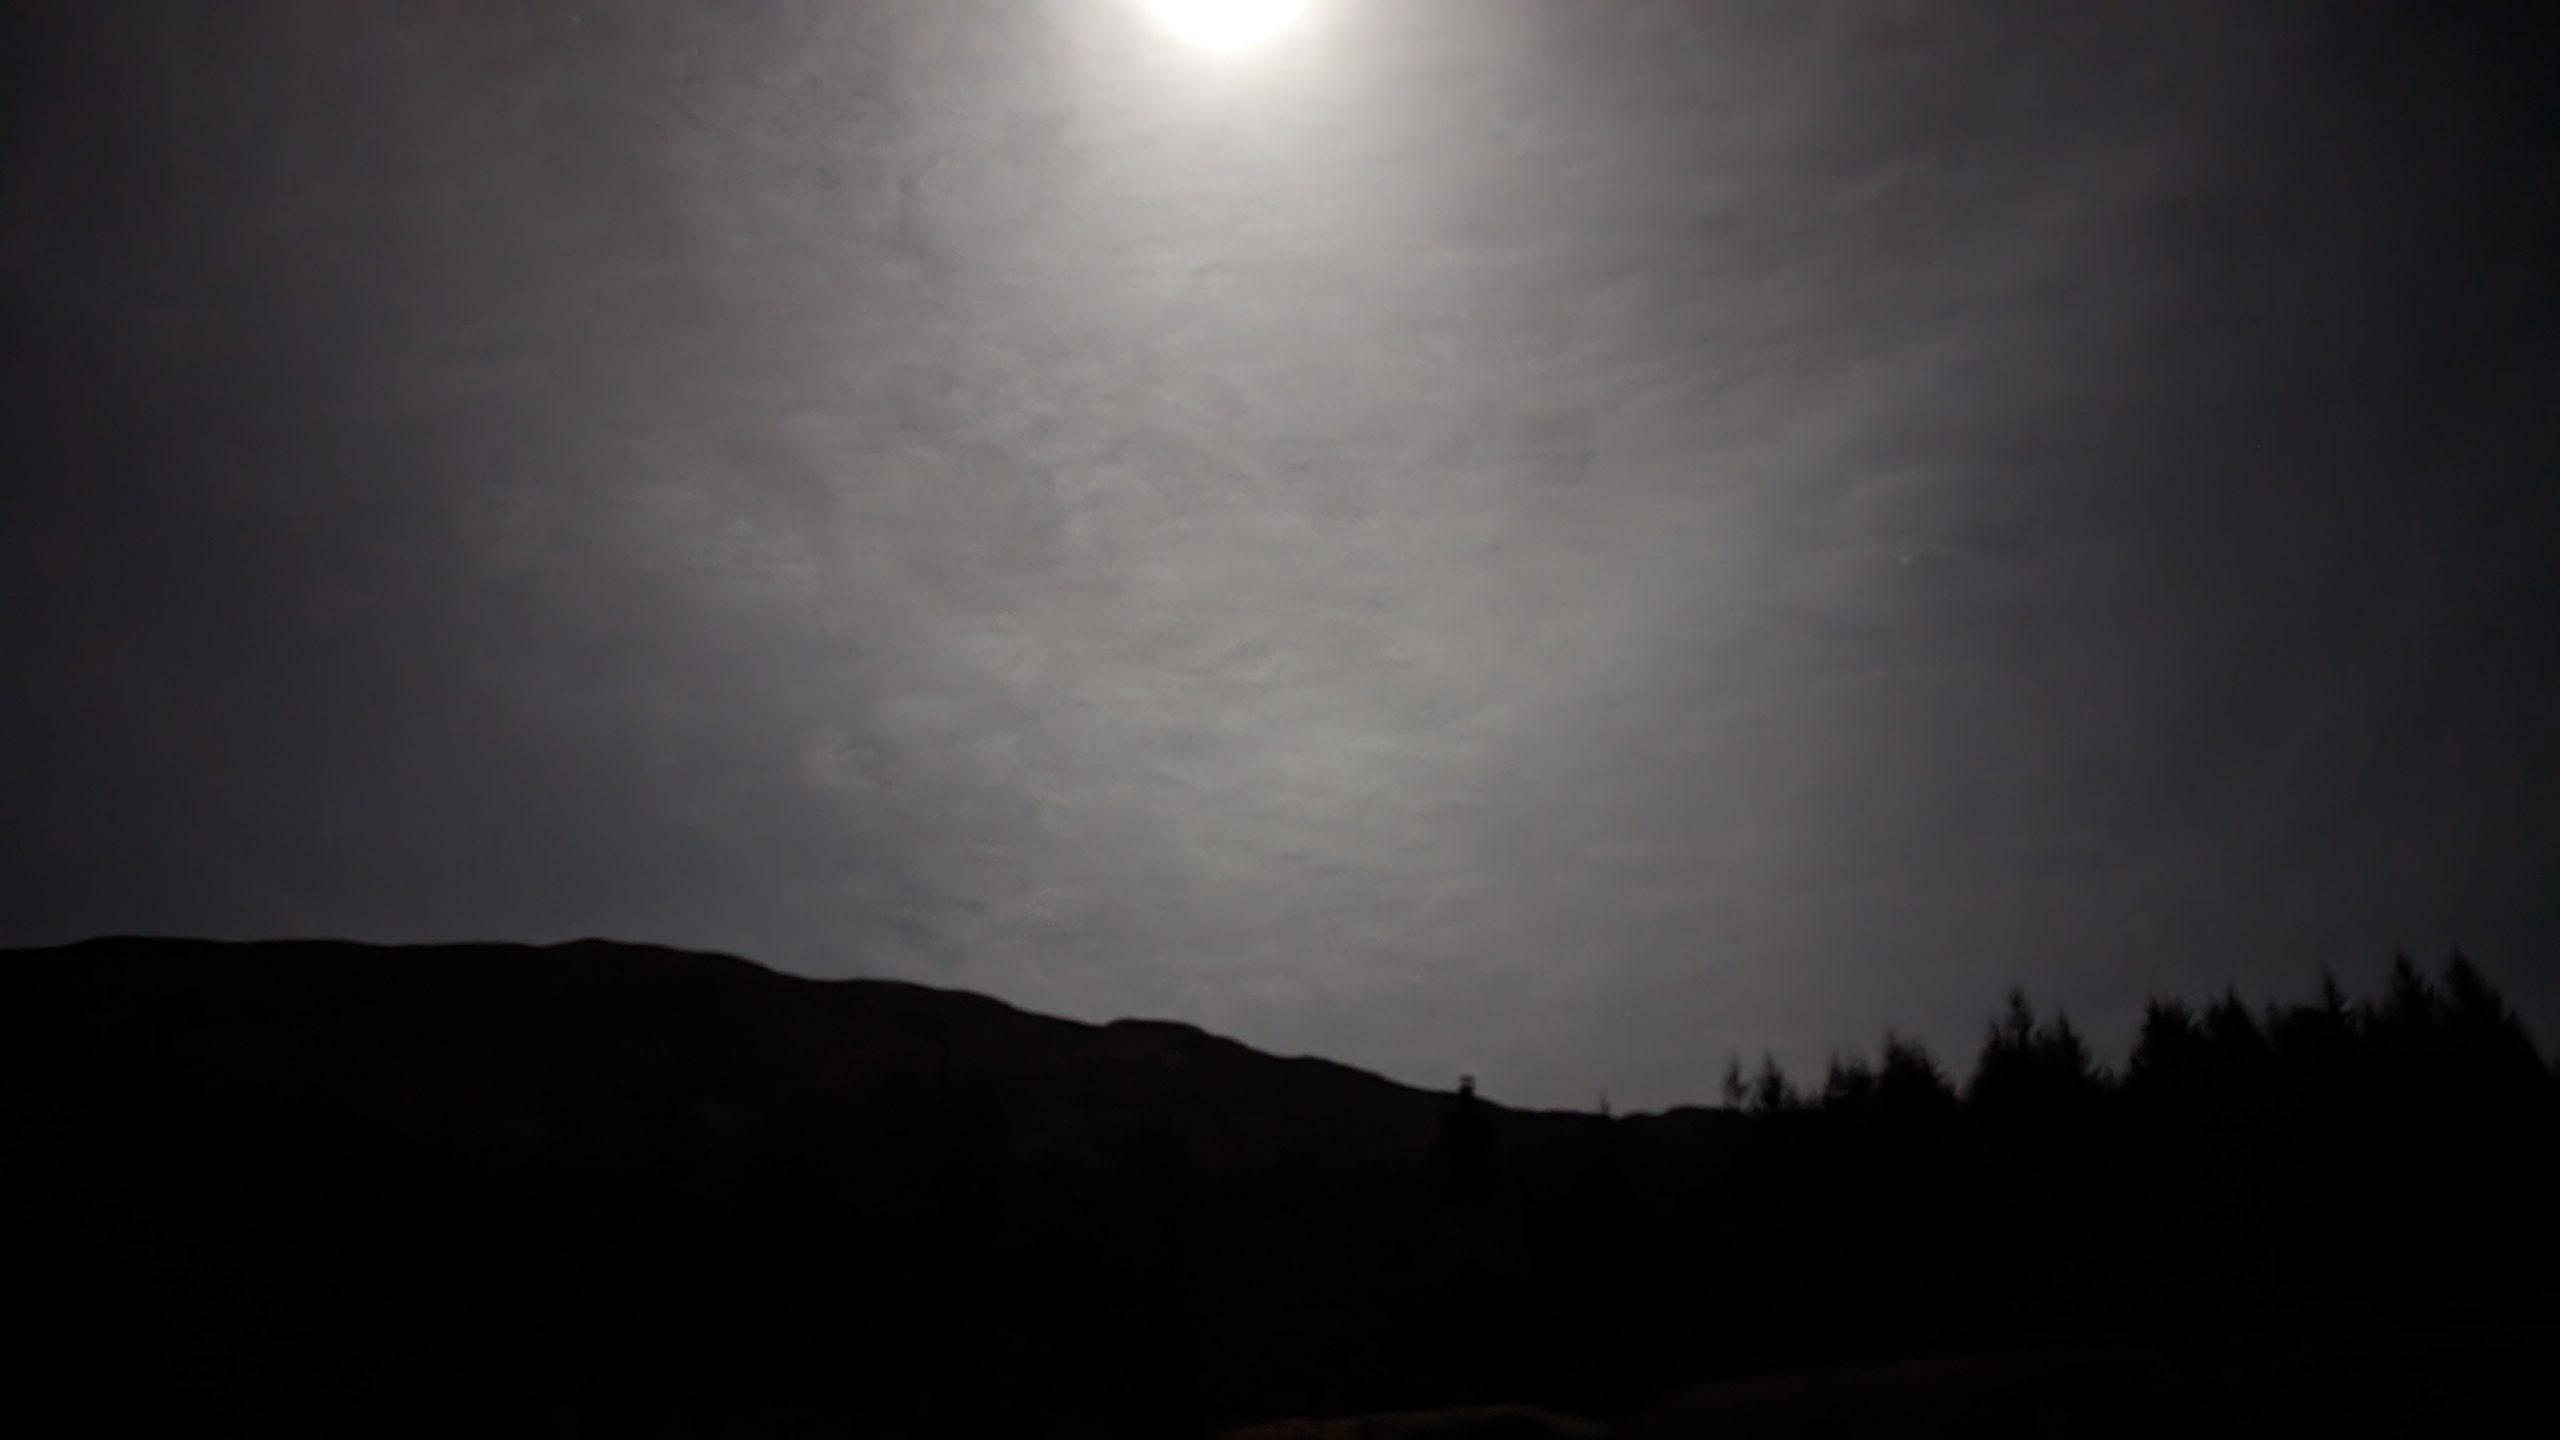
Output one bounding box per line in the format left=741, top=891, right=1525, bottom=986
left=9, top=938, right=1735, bottom=1436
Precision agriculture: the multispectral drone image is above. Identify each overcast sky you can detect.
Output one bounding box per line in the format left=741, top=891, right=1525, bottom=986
left=6, top=1, right=2555, bottom=1108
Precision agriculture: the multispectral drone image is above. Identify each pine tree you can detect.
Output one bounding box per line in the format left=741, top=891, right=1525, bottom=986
left=1750, top=1053, right=1800, bottom=1114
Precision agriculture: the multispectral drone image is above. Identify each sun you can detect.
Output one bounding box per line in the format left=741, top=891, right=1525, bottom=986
left=1141, top=0, right=1308, bottom=52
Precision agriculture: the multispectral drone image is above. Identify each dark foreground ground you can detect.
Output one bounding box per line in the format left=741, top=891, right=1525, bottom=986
left=1231, top=1332, right=2555, bottom=1438
left=11, top=938, right=2552, bottom=1435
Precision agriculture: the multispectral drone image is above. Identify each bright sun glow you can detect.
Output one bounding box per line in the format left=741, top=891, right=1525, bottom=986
left=1142, top=0, right=1308, bottom=52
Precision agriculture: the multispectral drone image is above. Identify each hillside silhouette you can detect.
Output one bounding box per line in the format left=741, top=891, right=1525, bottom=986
left=11, top=937, right=2555, bottom=1436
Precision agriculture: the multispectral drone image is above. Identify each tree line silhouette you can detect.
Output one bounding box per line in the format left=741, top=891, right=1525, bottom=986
left=1442, top=951, right=2558, bottom=1412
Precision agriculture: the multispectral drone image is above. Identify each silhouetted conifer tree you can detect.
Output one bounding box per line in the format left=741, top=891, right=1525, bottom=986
left=2127, top=997, right=2203, bottom=1098
left=1874, top=1032, right=1958, bottom=1120
left=2440, top=951, right=2546, bottom=1090
left=1749, top=1053, right=1800, bottom=1114
left=1819, top=1054, right=1878, bottom=1113
left=1968, top=990, right=2105, bottom=1118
